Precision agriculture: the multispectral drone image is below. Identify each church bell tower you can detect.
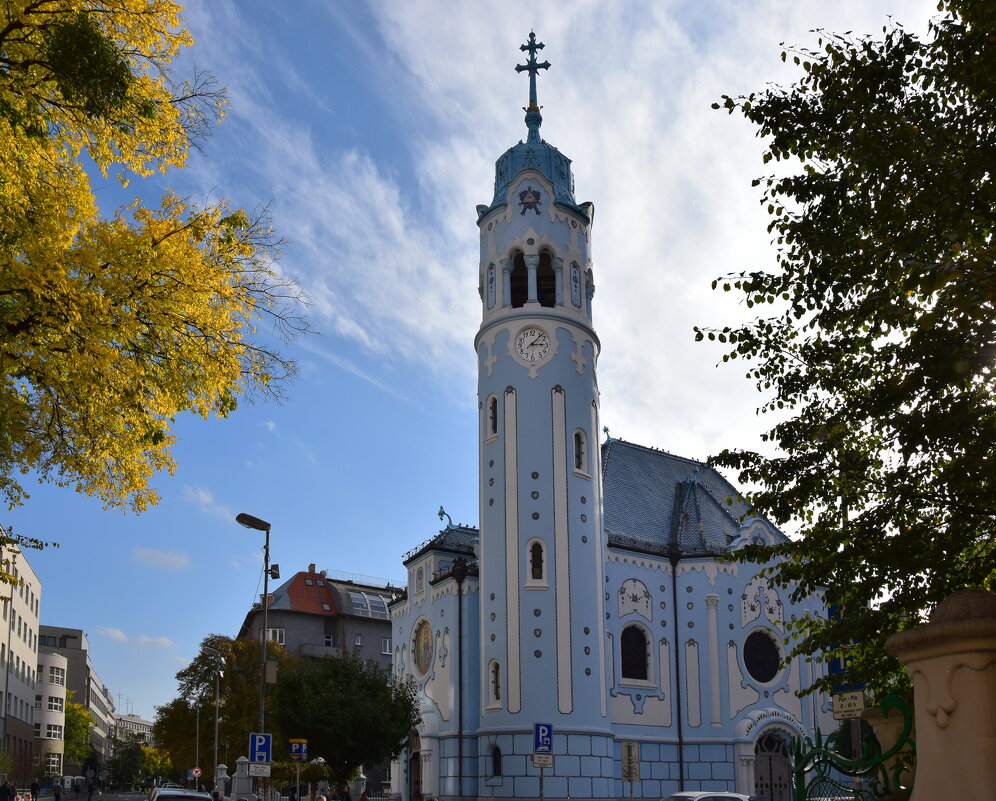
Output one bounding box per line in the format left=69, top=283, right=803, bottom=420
left=475, top=33, right=613, bottom=780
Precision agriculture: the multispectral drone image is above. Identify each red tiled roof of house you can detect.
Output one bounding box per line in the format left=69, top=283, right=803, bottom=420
left=286, top=571, right=338, bottom=615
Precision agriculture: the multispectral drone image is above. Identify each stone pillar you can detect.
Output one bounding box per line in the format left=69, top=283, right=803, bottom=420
left=230, top=756, right=256, bottom=801
left=214, top=764, right=230, bottom=797
left=524, top=253, right=539, bottom=303
left=885, top=588, right=996, bottom=801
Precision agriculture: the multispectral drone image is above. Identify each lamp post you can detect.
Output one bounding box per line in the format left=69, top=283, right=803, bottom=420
left=236, top=512, right=273, bottom=734
left=203, top=646, right=223, bottom=781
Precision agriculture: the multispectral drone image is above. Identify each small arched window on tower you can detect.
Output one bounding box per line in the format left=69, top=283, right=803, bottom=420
left=488, top=660, right=502, bottom=708
left=525, top=538, right=546, bottom=587
left=620, top=624, right=649, bottom=681
left=574, top=429, right=589, bottom=476
left=509, top=253, right=528, bottom=308
left=491, top=745, right=503, bottom=777
left=537, top=252, right=555, bottom=307
left=485, top=394, right=499, bottom=441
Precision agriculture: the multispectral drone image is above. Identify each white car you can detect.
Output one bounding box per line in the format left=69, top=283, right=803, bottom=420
left=662, top=792, right=755, bottom=801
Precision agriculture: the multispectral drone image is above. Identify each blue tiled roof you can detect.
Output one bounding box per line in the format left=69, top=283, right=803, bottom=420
left=403, top=524, right=479, bottom=565
left=601, top=438, right=785, bottom=557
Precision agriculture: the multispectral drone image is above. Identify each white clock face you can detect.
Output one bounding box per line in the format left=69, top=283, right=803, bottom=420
left=514, top=326, right=551, bottom=363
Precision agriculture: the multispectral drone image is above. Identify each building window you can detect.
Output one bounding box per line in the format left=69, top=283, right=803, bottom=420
left=316, top=580, right=325, bottom=587
left=48, top=696, right=64, bottom=712
left=510, top=253, right=528, bottom=308
left=574, top=429, right=588, bottom=474
left=491, top=745, right=503, bottom=777
left=48, top=666, right=65, bottom=686
left=46, top=724, right=63, bottom=740
left=45, top=752, right=62, bottom=774
left=488, top=660, right=502, bottom=707
left=34, top=723, right=40, bottom=737
left=382, top=638, right=392, bottom=655
left=525, top=539, right=547, bottom=587
left=261, top=628, right=285, bottom=644
left=537, top=252, right=555, bottom=307
left=324, top=635, right=334, bottom=647
left=620, top=625, right=649, bottom=681
left=354, top=633, right=363, bottom=647
left=744, top=630, right=781, bottom=684
left=304, top=579, right=313, bottom=586
left=34, top=695, right=41, bottom=710
left=321, top=603, right=331, bottom=611
left=486, top=395, right=499, bottom=439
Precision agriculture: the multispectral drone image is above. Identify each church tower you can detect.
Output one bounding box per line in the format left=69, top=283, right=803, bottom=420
left=475, top=34, right=613, bottom=792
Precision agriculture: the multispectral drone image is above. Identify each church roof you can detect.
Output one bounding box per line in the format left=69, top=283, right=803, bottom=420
left=601, top=438, right=784, bottom=557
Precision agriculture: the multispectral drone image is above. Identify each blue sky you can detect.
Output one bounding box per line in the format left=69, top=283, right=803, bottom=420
left=6, top=0, right=937, bottom=725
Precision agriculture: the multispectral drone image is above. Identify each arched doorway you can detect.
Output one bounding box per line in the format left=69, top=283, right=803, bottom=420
left=408, top=733, right=422, bottom=801
left=754, top=732, right=791, bottom=801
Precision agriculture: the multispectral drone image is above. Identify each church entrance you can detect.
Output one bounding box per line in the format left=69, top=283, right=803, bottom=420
left=408, top=733, right=422, bottom=801
left=754, top=732, right=791, bottom=801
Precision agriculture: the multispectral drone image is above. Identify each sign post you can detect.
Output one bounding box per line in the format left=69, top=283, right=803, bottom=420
left=289, top=739, right=308, bottom=801
left=621, top=741, right=640, bottom=797
left=533, top=724, right=553, bottom=801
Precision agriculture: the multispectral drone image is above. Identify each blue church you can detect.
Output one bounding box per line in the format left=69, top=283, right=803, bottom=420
left=389, top=35, right=833, bottom=801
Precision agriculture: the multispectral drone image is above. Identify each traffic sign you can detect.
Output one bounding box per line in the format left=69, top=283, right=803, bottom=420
left=191, top=768, right=202, bottom=778
left=533, top=722, right=553, bottom=753
left=532, top=754, right=552, bottom=768
left=288, top=739, right=308, bottom=761
left=249, top=732, right=272, bottom=763
left=832, top=691, right=866, bottom=720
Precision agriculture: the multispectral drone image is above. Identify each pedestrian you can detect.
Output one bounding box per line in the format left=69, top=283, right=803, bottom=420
left=87, top=781, right=95, bottom=801
left=53, top=782, right=63, bottom=801
left=30, top=779, right=41, bottom=800
left=0, top=780, right=14, bottom=801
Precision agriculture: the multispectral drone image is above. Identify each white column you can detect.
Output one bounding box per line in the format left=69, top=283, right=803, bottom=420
left=706, top=594, right=721, bottom=727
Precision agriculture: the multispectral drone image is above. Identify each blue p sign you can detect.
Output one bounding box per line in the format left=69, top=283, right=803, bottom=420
left=534, top=723, right=553, bottom=753
left=249, top=732, right=272, bottom=763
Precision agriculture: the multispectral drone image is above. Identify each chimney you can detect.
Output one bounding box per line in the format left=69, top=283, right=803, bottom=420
left=309, top=563, right=316, bottom=573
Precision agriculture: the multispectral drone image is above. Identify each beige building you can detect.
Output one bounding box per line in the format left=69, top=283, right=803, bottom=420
left=35, top=650, right=68, bottom=777
left=1, top=543, right=42, bottom=780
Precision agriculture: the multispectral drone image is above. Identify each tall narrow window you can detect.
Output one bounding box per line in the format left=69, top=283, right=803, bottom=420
left=510, top=254, right=528, bottom=308
left=574, top=429, right=588, bottom=474
left=491, top=745, right=503, bottom=777
left=487, top=395, right=498, bottom=438
left=537, top=252, right=555, bottom=307
left=530, top=542, right=544, bottom=581
left=488, top=660, right=502, bottom=706
left=621, top=625, right=649, bottom=681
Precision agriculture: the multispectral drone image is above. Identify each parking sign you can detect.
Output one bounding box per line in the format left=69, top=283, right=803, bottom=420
left=249, top=732, right=272, bottom=763
left=533, top=723, right=553, bottom=753
left=288, top=739, right=308, bottom=761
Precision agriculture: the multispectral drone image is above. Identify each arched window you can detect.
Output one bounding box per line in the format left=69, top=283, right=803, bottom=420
left=621, top=625, right=649, bottom=681
left=491, top=745, right=503, bottom=777
left=537, top=252, right=555, bottom=307
left=574, top=429, right=588, bottom=474
left=530, top=542, right=544, bottom=580
left=487, top=395, right=499, bottom=438
left=489, top=660, right=502, bottom=706
left=510, top=254, right=528, bottom=308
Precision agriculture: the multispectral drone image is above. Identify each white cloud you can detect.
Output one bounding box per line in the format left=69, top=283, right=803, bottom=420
left=262, top=421, right=277, bottom=433
left=132, top=547, right=191, bottom=570
left=96, top=627, right=128, bottom=643
left=181, top=485, right=234, bottom=520
left=137, top=635, right=175, bottom=649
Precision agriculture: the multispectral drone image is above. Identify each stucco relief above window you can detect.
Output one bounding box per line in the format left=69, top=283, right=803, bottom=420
left=741, top=575, right=784, bottom=631
left=618, top=578, right=652, bottom=621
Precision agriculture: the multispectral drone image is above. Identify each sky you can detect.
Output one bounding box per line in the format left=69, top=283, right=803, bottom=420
left=5, top=0, right=939, bottom=726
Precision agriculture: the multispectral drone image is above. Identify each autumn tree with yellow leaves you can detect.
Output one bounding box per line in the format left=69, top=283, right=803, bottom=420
left=0, top=1, right=309, bottom=512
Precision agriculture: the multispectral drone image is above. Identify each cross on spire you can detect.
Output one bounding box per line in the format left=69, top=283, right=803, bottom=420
left=515, top=32, right=550, bottom=114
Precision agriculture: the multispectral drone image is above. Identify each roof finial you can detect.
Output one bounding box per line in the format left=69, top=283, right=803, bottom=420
left=515, top=31, right=549, bottom=143
left=438, top=505, right=457, bottom=530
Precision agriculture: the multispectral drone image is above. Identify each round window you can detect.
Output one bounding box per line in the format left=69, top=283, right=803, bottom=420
left=413, top=620, right=433, bottom=675
left=744, top=630, right=780, bottom=683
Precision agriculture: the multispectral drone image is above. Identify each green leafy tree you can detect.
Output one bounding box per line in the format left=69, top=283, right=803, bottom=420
left=156, top=634, right=291, bottom=773
left=141, top=747, right=173, bottom=784
left=0, top=0, right=310, bottom=513
left=109, top=732, right=144, bottom=789
left=272, top=655, right=420, bottom=790
left=64, top=701, right=95, bottom=771
left=703, top=0, right=996, bottom=696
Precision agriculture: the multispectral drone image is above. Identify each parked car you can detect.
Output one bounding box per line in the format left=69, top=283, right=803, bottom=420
left=149, top=789, right=211, bottom=801
left=662, top=792, right=756, bottom=801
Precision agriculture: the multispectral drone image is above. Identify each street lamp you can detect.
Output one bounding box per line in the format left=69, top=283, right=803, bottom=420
left=203, top=646, right=224, bottom=782
left=236, top=512, right=273, bottom=735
